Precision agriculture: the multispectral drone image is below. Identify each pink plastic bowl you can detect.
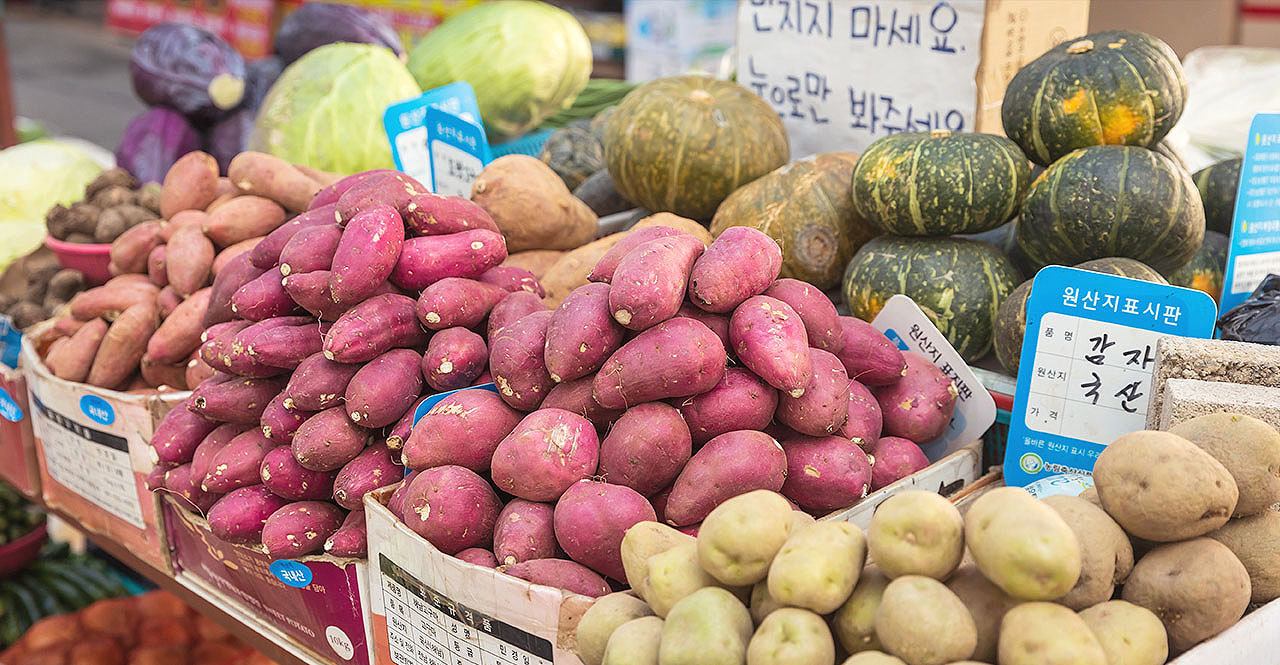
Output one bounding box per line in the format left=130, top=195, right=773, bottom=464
left=45, top=236, right=112, bottom=285
left=0, top=523, right=47, bottom=578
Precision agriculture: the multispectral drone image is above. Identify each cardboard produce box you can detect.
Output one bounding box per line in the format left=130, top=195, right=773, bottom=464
left=0, top=361, right=39, bottom=499
left=821, top=440, right=984, bottom=528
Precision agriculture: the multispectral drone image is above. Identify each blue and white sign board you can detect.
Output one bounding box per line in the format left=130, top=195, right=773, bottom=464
left=1003, top=267, right=1218, bottom=489
left=1221, top=113, right=1280, bottom=314
left=383, top=82, right=491, bottom=198
left=0, top=316, right=21, bottom=370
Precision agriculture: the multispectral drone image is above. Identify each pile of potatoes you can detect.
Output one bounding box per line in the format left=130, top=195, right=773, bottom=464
left=45, top=168, right=161, bottom=244
left=0, top=253, right=85, bottom=330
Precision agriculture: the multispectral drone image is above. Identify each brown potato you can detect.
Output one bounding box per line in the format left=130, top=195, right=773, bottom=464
left=471, top=155, right=598, bottom=253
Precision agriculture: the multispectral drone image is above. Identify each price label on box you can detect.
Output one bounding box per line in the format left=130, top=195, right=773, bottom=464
left=384, top=83, right=491, bottom=197
left=1221, top=113, right=1280, bottom=314
left=1003, top=267, right=1217, bottom=488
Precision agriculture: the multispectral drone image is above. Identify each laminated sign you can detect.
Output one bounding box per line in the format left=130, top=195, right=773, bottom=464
left=384, top=82, right=492, bottom=198
left=1221, top=113, right=1280, bottom=314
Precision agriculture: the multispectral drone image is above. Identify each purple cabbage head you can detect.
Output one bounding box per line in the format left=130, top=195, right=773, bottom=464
left=274, top=2, right=403, bottom=65
left=206, top=55, right=285, bottom=175
left=115, top=107, right=203, bottom=184
left=130, top=23, right=247, bottom=123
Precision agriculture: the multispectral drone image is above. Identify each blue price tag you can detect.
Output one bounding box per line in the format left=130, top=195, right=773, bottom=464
left=0, top=387, right=22, bottom=423
left=1221, top=113, right=1280, bottom=315
left=0, top=316, right=21, bottom=370
left=383, top=82, right=490, bottom=196
left=412, top=383, right=500, bottom=427
left=1003, top=267, right=1217, bottom=488
left=269, top=559, right=313, bottom=588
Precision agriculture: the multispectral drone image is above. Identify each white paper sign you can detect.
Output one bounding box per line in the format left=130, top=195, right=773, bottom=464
left=736, top=0, right=984, bottom=158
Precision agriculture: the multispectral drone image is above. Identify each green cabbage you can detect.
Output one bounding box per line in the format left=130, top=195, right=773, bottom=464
left=0, top=139, right=107, bottom=267
left=407, top=0, right=592, bottom=142
left=251, top=43, right=421, bottom=175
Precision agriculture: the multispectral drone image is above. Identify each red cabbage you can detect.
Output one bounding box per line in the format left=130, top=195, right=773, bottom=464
left=274, top=3, right=403, bottom=65
left=115, top=107, right=203, bottom=184
left=206, top=56, right=285, bottom=175
left=130, top=23, right=247, bottom=123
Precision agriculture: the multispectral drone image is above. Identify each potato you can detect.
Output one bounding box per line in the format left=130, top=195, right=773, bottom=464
left=1208, top=509, right=1280, bottom=603
left=746, top=608, right=835, bottom=665
left=867, top=491, right=964, bottom=580
left=471, top=155, right=597, bottom=253
left=1093, top=430, right=1238, bottom=541
left=1169, top=412, right=1280, bottom=517
left=1078, top=600, right=1168, bottom=665
left=749, top=579, right=783, bottom=625
left=964, top=487, right=1081, bottom=601
left=576, top=593, right=655, bottom=665
left=658, top=587, right=753, bottom=665
left=943, top=565, right=1017, bottom=663
left=1042, top=494, right=1133, bottom=608
left=620, top=521, right=694, bottom=591
left=541, top=233, right=625, bottom=308
left=642, top=541, right=724, bottom=617
left=875, top=576, right=977, bottom=665
left=768, top=521, right=866, bottom=614
left=832, top=567, right=889, bottom=655
left=841, top=653, right=906, bottom=665
left=1121, top=537, right=1250, bottom=652
left=698, top=490, right=796, bottom=587
left=997, top=603, right=1106, bottom=665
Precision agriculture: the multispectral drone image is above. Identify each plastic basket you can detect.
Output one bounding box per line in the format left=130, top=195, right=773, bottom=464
left=982, top=407, right=1012, bottom=470
left=489, top=129, right=555, bottom=158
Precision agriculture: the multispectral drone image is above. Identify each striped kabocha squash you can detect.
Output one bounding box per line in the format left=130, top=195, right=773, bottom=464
left=993, top=257, right=1167, bottom=374
left=1015, top=145, right=1205, bottom=275
left=604, top=75, right=789, bottom=221
left=851, top=130, right=1030, bottom=236
left=539, top=127, right=604, bottom=190
left=1193, top=157, right=1242, bottom=235
left=1169, top=230, right=1228, bottom=303
left=842, top=236, right=1021, bottom=362
left=1002, top=30, right=1187, bottom=165
left=711, top=153, right=876, bottom=290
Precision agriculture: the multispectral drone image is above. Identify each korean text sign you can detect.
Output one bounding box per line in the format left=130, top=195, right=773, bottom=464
left=1003, top=267, right=1217, bottom=488
left=383, top=82, right=491, bottom=197
left=1221, top=113, right=1280, bottom=314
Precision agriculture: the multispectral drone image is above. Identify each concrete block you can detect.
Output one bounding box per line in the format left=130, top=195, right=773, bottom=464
left=1157, top=378, right=1280, bottom=431
left=1147, top=337, right=1280, bottom=429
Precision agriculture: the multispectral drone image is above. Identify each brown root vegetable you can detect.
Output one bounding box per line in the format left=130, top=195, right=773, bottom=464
left=470, top=155, right=598, bottom=253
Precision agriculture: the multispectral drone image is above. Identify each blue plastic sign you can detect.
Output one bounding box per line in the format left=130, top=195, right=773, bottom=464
left=1003, top=267, right=1217, bottom=488
left=1221, top=113, right=1280, bottom=315
left=383, top=82, right=491, bottom=196
left=269, top=559, right=313, bottom=588
left=0, top=386, right=22, bottom=423
left=79, top=395, right=115, bottom=426
left=0, top=316, right=20, bottom=370
left=412, top=383, right=500, bottom=427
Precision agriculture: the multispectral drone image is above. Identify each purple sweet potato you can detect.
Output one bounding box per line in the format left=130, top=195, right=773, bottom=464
left=150, top=405, right=218, bottom=466
left=598, top=403, right=691, bottom=497
left=588, top=225, right=688, bottom=284
left=487, top=290, right=548, bottom=341
left=207, top=485, right=289, bottom=545
left=842, top=380, right=882, bottom=447
left=385, top=395, right=428, bottom=453
left=324, top=294, right=426, bottom=363
left=500, top=559, right=611, bottom=598
left=345, top=349, right=423, bottom=428
left=208, top=318, right=308, bottom=378
left=401, top=192, right=499, bottom=236
left=283, top=352, right=362, bottom=411
left=416, top=278, right=508, bottom=330
left=544, top=283, right=625, bottom=384
left=202, top=429, right=274, bottom=493
left=390, top=230, right=507, bottom=291
left=334, top=171, right=427, bottom=224
left=867, top=436, right=930, bottom=491
left=324, top=510, right=368, bottom=558
left=387, top=472, right=416, bottom=521
left=246, top=319, right=328, bottom=370
left=292, top=406, right=371, bottom=472
left=191, top=424, right=247, bottom=483
left=312, top=169, right=400, bottom=210
left=456, top=548, right=498, bottom=568
left=260, top=390, right=314, bottom=443
left=763, top=278, right=843, bottom=353
left=592, top=317, right=727, bottom=410
left=479, top=266, right=544, bottom=297
left=835, top=316, right=907, bottom=386
left=775, top=348, right=851, bottom=436
left=553, top=480, right=656, bottom=581
left=282, top=270, right=345, bottom=321
left=672, top=367, right=777, bottom=446
left=147, top=463, right=175, bottom=492
left=259, top=445, right=336, bottom=501
left=664, top=431, right=787, bottom=526
left=333, top=442, right=401, bottom=510
left=489, top=310, right=554, bottom=411
left=490, top=408, right=600, bottom=502
left=231, top=270, right=298, bottom=321
left=674, top=303, right=732, bottom=356
left=189, top=375, right=286, bottom=424
left=163, top=463, right=219, bottom=513
left=688, top=227, right=783, bottom=313
left=779, top=435, right=872, bottom=512
left=204, top=252, right=267, bottom=327
left=277, top=223, right=343, bottom=277
left=493, top=499, right=557, bottom=567
left=607, top=235, right=705, bottom=330
left=250, top=204, right=336, bottom=269
left=330, top=204, right=405, bottom=305
left=730, top=296, right=812, bottom=398
left=402, top=389, right=522, bottom=472
left=199, top=320, right=251, bottom=359
left=422, top=328, right=487, bottom=392
left=872, top=352, right=957, bottom=443
left=262, top=501, right=346, bottom=558
left=540, top=377, right=622, bottom=430
left=402, top=465, right=501, bottom=554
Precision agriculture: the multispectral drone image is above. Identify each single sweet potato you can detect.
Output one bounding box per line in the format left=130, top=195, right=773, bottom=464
left=260, top=390, right=313, bottom=443
left=311, top=169, right=400, bottom=210
left=139, top=355, right=189, bottom=390
left=202, top=429, right=274, bottom=493
left=68, top=279, right=159, bottom=321
left=227, top=152, right=322, bottom=212
left=403, top=192, right=499, bottom=235
left=245, top=319, right=327, bottom=370
left=334, top=171, right=427, bottom=224
left=51, top=316, right=86, bottom=337
left=872, top=352, right=957, bottom=443
left=588, top=225, right=688, bottom=284
left=554, top=480, right=656, bottom=581
left=345, top=348, right=423, bottom=428
left=501, top=559, right=611, bottom=598
left=672, top=367, right=777, bottom=446
left=540, top=376, right=623, bottom=430
left=191, top=423, right=246, bottom=483
left=277, top=223, right=343, bottom=276
left=262, top=501, right=346, bottom=558
left=203, top=252, right=267, bottom=327
left=608, top=235, right=705, bottom=330
left=456, top=548, right=498, bottom=568
left=281, top=269, right=345, bottom=321
left=598, top=403, right=691, bottom=497
left=258, top=445, right=335, bottom=501
left=333, top=442, right=400, bottom=510
left=212, top=237, right=262, bottom=275
left=490, top=408, right=600, bottom=502
left=866, top=436, right=930, bottom=490
left=208, top=317, right=306, bottom=378
left=402, top=389, right=521, bottom=471
left=166, top=224, right=215, bottom=296
left=385, top=395, right=428, bottom=453
left=544, top=282, right=626, bottom=384
left=835, top=316, right=907, bottom=386
left=207, top=485, right=290, bottom=545
left=324, top=510, right=368, bottom=558
left=87, top=300, right=159, bottom=389
left=147, top=245, right=168, bottom=287
left=487, top=290, right=548, bottom=341
left=249, top=204, right=336, bottom=269
left=689, top=227, right=783, bottom=313
left=291, top=406, right=370, bottom=472
left=494, top=499, right=557, bottom=566
left=283, top=352, right=362, bottom=411
left=329, top=205, right=405, bottom=305
left=163, top=463, right=219, bottom=513
left=775, top=348, right=851, bottom=436
left=45, top=317, right=108, bottom=383
left=231, top=270, right=298, bottom=321
left=156, top=285, right=181, bottom=319
left=665, top=431, right=787, bottom=526
left=470, top=155, right=597, bottom=253
left=151, top=404, right=219, bottom=466
left=202, top=195, right=287, bottom=247
left=387, top=472, right=416, bottom=521
left=323, top=294, right=426, bottom=363
left=390, top=229, right=507, bottom=291
left=489, top=310, right=554, bottom=411
left=422, top=327, right=487, bottom=392
left=779, top=435, right=872, bottom=512
left=416, top=278, right=508, bottom=330
left=674, top=303, right=732, bottom=356
left=762, top=278, right=843, bottom=352
left=189, top=375, right=285, bottom=424
left=479, top=266, right=544, bottom=297
left=592, top=317, right=727, bottom=410
left=186, top=353, right=216, bottom=390
left=730, top=296, right=812, bottom=398
left=402, top=465, right=501, bottom=554
left=842, top=380, right=882, bottom=447
left=146, top=287, right=210, bottom=364
left=160, top=151, right=219, bottom=218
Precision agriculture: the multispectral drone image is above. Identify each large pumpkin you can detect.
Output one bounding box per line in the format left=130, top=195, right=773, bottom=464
left=1169, top=230, right=1228, bottom=303
left=851, top=130, right=1030, bottom=236
left=993, top=257, right=1166, bottom=375
left=1016, top=146, right=1205, bottom=275
left=1002, top=30, right=1187, bottom=165
left=711, top=153, right=875, bottom=289
left=603, top=75, right=789, bottom=221
left=1193, top=157, right=1242, bottom=235
left=842, top=236, right=1021, bottom=362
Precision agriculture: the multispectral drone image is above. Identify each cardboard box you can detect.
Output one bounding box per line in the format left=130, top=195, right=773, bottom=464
left=22, top=329, right=183, bottom=572
left=164, top=497, right=374, bottom=665
left=0, top=363, right=39, bottom=499
left=821, top=440, right=984, bottom=529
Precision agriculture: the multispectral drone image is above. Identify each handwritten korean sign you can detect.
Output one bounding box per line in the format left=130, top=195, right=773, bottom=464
left=1004, top=267, right=1217, bottom=488
left=1221, top=113, right=1280, bottom=313
left=735, top=0, right=982, bottom=158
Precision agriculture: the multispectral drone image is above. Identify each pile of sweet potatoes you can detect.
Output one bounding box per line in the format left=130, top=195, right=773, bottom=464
left=388, top=223, right=961, bottom=595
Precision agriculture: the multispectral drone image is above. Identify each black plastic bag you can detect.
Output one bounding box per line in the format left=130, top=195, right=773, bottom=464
left=1217, top=274, right=1280, bottom=345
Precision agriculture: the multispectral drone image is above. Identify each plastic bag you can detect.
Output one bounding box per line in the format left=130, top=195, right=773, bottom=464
left=1164, top=46, right=1280, bottom=173
left=1217, top=274, right=1280, bottom=345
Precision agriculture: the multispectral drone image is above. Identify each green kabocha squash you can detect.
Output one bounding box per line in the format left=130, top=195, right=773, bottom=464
left=604, top=75, right=789, bottom=221
left=1151, top=140, right=1190, bottom=173
left=851, top=130, right=1030, bottom=236
left=842, top=236, right=1021, bottom=362
left=712, top=153, right=875, bottom=290
left=1168, top=230, right=1228, bottom=303
left=589, top=106, right=616, bottom=145
left=539, top=127, right=604, bottom=190
left=993, top=257, right=1167, bottom=375
left=1002, top=30, right=1187, bottom=165
left=1193, top=158, right=1242, bottom=235
left=1016, top=146, right=1205, bottom=275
